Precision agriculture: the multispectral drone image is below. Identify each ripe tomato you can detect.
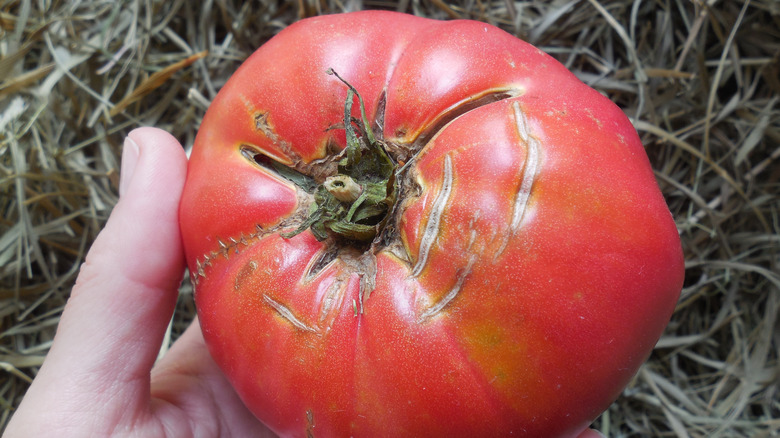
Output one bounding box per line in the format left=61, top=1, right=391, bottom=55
left=179, top=10, right=684, bottom=438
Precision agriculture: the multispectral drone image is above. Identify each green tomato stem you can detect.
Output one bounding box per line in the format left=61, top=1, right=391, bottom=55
left=324, top=175, right=363, bottom=203
left=282, top=69, right=398, bottom=243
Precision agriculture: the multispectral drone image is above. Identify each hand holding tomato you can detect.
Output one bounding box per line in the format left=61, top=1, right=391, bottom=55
left=180, top=11, right=683, bottom=438
left=4, top=128, right=273, bottom=437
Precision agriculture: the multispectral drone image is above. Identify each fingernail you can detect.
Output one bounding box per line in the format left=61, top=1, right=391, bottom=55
left=119, top=135, right=140, bottom=197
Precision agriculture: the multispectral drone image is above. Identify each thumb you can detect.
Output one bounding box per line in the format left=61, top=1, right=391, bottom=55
left=10, top=128, right=187, bottom=428
left=62, top=126, right=187, bottom=381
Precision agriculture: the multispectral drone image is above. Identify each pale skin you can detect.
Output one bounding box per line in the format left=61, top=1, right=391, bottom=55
left=5, top=127, right=605, bottom=438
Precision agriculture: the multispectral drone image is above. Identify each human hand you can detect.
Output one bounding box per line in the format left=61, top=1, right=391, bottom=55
left=5, top=127, right=273, bottom=437
left=5, top=127, right=605, bottom=438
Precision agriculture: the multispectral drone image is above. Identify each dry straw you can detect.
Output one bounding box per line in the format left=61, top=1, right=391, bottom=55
left=1, top=0, right=778, bottom=436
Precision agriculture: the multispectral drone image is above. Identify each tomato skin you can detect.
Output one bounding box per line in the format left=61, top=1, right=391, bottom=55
left=180, top=10, right=684, bottom=438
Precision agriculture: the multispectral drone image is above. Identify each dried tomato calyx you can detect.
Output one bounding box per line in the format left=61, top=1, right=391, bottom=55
left=281, top=69, right=397, bottom=242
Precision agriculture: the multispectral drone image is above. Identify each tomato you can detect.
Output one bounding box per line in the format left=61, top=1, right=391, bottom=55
left=179, top=10, right=684, bottom=438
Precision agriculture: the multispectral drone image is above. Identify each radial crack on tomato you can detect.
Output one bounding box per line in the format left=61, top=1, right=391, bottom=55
left=508, top=102, right=540, bottom=231
left=264, top=294, right=319, bottom=334
left=191, top=218, right=313, bottom=287
left=238, top=94, right=299, bottom=166
left=253, top=111, right=281, bottom=144
left=317, top=278, right=347, bottom=330
left=403, top=87, right=526, bottom=154
left=410, top=154, right=454, bottom=278
left=193, top=234, right=251, bottom=284
left=419, top=253, right=477, bottom=322
left=304, top=245, right=340, bottom=281
left=241, top=146, right=320, bottom=193
left=372, top=90, right=387, bottom=139
left=244, top=101, right=346, bottom=180
left=305, top=409, right=315, bottom=436
left=495, top=101, right=542, bottom=257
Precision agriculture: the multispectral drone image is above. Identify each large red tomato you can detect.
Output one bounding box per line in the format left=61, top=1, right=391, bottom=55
left=179, top=10, right=684, bottom=438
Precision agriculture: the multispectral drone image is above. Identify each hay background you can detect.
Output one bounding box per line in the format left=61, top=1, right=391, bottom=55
left=1, top=0, right=778, bottom=436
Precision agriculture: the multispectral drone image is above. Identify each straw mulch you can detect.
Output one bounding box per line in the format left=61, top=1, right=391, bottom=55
left=1, top=0, right=778, bottom=436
